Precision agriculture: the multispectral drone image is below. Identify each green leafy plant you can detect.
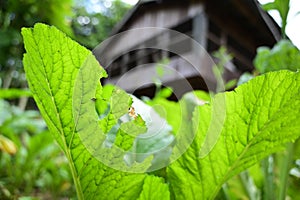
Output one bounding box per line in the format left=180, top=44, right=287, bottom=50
left=212, top=46, right=237, bottom=92
left=254, top=39, right=300, bottom=73
left=0, top=96, right=74, bottom=199
left=262, top=0, right=290, bottom=38
left=249, top=2, right=300, bottom=198
left=22, top=23, right=300, bottom=199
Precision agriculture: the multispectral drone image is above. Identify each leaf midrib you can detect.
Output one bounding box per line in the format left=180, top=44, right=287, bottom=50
left=31, top=27, right=84, bottom=199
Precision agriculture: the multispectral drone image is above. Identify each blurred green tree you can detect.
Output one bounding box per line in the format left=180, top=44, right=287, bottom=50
left=0, top=0, right=131, bottom=89
left=0, top=0, right=73, bottom=88
left=72, top=0, right=131, bottom=49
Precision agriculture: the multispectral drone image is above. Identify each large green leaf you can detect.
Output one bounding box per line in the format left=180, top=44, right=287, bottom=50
left=137, top=176, right=170, bottom=200
left=167, top=70, right=300, bottom=200
left=22, top=23, right=169, bottom=199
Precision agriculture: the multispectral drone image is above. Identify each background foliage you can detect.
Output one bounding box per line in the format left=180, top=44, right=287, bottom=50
left=0, top=0, right=130, bottom=88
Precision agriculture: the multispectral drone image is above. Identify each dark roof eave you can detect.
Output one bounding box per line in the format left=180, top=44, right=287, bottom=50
left=110, top=0, right=158, bottom=35
left=109, top=0, right=280, bottom=44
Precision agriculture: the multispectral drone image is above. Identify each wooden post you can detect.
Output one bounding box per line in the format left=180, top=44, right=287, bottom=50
left=193, top=12, right=208, bottom=50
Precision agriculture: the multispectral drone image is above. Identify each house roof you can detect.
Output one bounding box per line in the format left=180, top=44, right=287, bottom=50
left=96, top=0, right=281, bottom=97
left=110, top=0, right=281, bottom=46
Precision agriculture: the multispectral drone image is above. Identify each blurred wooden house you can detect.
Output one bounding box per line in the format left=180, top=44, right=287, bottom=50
left=94, top=0, right=280, bottom=99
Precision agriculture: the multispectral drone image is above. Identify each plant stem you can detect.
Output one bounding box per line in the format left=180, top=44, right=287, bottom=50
left=221, top=183, right=231, bottom=200
left=239, top=171, right=258, bottom=200
left=262, top=155, right=275, bottom=200
left=65, top=145, right=84, bottom=200
left=278, top=143, right=294, bottom=200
